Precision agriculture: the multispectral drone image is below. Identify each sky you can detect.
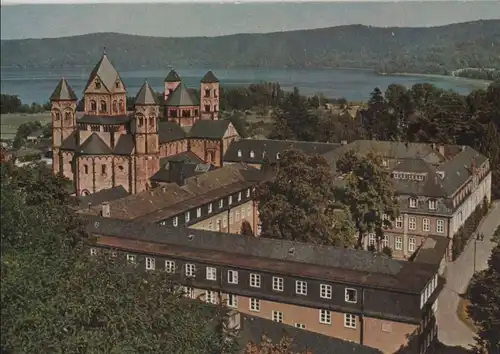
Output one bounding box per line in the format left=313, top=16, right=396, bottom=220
left=1, top=1, right=499, bottom=40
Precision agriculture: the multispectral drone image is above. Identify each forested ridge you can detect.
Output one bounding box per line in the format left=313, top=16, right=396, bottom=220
left=1, top=20, right=499, bottom=75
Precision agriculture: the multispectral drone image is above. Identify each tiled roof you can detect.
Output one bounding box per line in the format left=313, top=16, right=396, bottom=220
left=413, top=235, right=450, bottom=265
left=78, top=185, right=129, bottom=208
left=188, top=119, right=231, bottom=139
left=164, top=69, right=181, bottom=82
left=150, top=161, right=216, bottom=185
left=201, top=70, right=219, bottom=83
left=60, top=131, right=77, bottom=151
left=158, top=121, right=187, bottom=143
left=113, top=135, right=135, bottom=155
left=224, top=139, right=341, bottom=164
left=239, top=315, right=382, bottom=354
left=77, top=115, right=131, bottom=125
left=160, top=151, right=204, bottom=167
left=78, top=133, right=112, bottom=155
left=135, top=80, right=159, bottom=106
left=50, top=78, right=78, bottom=101
left=165, top=83, right=198, bottom=106
left=83, top=215, right=437, bottom=293
left=84, top=53, right=122, bottom=92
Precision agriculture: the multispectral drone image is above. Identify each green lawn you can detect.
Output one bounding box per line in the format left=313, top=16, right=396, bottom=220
left=0, top=113, right=52, bottom=140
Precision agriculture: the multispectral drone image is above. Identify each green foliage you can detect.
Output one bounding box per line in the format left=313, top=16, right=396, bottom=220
left=12, top=120, right=48, bottom=148
left=0, top=93, right=50, bottom=114
left=493, top=225, right=500, bottom=245
left=467, top=244, right=500, bottom=353
left=2, top=20, right=500, bottom=74
left=456, top=69, right=500, bottom=81
left=451, top=202, right=488, bottom=260
left=254, top=149, right=357, bottom=248
left=0, top=163, right=239, bottom=354
left=334, top=150, right=399, bottom=248
left=381, top=246, right=393, bottom=258
left=240, top=220, right=254, bottom=236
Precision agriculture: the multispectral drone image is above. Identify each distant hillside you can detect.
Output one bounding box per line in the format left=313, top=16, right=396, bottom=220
left=1, top=20, right=500, bottom=75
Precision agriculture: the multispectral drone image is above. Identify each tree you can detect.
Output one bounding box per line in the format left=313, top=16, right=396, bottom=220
left=467, top=245, right=500, bottom=353
left=245, top=335, right=312, bottom=354
left=241, top=220, right=254, bottom=236
left=334, top=150, right=399, bottom=248
left=254, top=149, right=356, bottom=248
left=1, top=163, right=239, bottom=354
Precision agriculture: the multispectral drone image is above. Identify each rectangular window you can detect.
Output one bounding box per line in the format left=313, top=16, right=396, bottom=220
left=319, top=309, right=331, bottom=324
left=173, top=217, right=178, bottom=227
left=423, top=218, right=430, bottom=232
left=206, top=266, right=217, bottom=281
left=101, top=164, right=106, bottom=175
left=250, top=273, right=261, bottom=288
left=295, top=280, right=307, bottom=295
left=127, top=254, right=136, bottom=264
left=205, top=291, right=216, bottom=304
left=247, top=206, right=252, bottom=217
left=165, top=260, right=176, bottom=273
left=229, top=196, right=233, bottom=205
left=428, top=200, right=437, bottom=210
left=382, top=235, right=389, bottom=248
left=197, top=208, right=201, bottom=218
left=368, top=233, right=376, bottom=246
left=216, top=219, right=221, bottom=231
left=227, top=294, right=238, bottom=308
left=183, top=286, right=194, bottom=299
left=409, top=198, right=418, bottom=208
left=345, top=288, right=357, bottom=303
left=208, top=203, right=213, bottom=213
left=395, top=236, right=403, bottom=250
left=272, top=277, right=284, bottom=292
left=185, top=212, right=190, bottom=223
left=241, top=207, right=246, bottom=219
left=247, top=189, right=251, bottom=198
left=409, top=217, right=416, bottom=230
left=228, top=270, right=238, bottom=284
left=409, top=237, right=416, bottom=252
left=437, top=219, right=445, bottom=234
left=145, top=257, right=155, bottom=270
left=219, top=199, right=223, bottom=208
left=238, top=192, right=242, bottom=201
left=249, top=298, right=260, bottom=312
left=295, top=323, right=306, bottom=329
left=344, top=314, right=357, bottom=329
left=229, top=212, right=233, bottom=224
left=317, top=283, right=333, bottom=301
left=223, top=216, right=228, bottom=228
left=235, top=211, right=240, bottom=222
left=272, top=310, right=283, bottom=323
left=185, top=263, right=196, bottom=277
left=396, top=216, right=403, bottom=228
left=90, top=248, right=97, bottom=256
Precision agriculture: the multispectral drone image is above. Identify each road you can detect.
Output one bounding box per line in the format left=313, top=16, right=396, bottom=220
left=436, top=200, right=500, bottom=349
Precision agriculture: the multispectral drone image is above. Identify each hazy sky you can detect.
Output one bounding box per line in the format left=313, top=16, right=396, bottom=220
left=1, top=2, right=499, bottom=40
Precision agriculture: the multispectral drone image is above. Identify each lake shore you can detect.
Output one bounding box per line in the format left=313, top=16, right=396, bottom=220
left=378, top=72, right=492, bottom=87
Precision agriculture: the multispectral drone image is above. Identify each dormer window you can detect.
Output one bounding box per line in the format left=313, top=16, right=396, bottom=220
left=208, top=203, right=213, bottom=213
left=250, top=150, right=255, bottom=158
left=237, top=149, right=242, bottom=157
left=428, top=200, right=437, bottom=210
left=262, top=151, right=266, bottom=159
left=276, top=152, right=280, bottom=160
left=409, top=198, right=418, bottom=208
left=219, top=199, right=223, bottom=208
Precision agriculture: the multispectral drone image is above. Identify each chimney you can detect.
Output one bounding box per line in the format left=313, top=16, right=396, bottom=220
left=101, top=202, right=110, bottom=217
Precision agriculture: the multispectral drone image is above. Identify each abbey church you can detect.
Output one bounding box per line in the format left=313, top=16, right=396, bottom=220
left=50, top=53, right=239, bottom=196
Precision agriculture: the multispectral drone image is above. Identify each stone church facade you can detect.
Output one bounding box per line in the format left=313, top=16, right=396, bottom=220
left=51, top=53, right=238, bottom=196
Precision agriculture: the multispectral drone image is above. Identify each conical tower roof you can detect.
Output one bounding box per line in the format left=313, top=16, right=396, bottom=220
left=165, top=83, right=198, bottom=106
left=135, top=80, right=159, bottom=105
left=164, top=69, right=181, bottom=82
left=50, top=78, right=78, bottom=101
left=84, top=53, right=121, bottom=92
left=201, top=70, right=219, bottom=83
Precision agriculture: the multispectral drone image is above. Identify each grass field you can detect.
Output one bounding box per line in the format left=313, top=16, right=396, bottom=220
left=0, top=113, right=51, bottom=140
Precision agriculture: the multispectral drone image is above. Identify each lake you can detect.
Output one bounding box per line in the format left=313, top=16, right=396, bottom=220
left=0, top=66, right=491, bottom=105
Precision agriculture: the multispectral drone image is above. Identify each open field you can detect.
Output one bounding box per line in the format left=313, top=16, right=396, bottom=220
left=0, top=113, right=51, bottom=140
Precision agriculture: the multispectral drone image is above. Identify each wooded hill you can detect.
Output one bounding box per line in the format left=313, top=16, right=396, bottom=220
left=1, top=20, right=499, bottom=75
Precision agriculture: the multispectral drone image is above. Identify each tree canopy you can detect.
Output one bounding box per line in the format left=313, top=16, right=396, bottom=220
left=467, top=244, right=500, bottom=353
left=0, top=163, right=238, bottom=354
left=254, top=149, right=356, bottom=248
left=334, top=150, right=399, bottom=248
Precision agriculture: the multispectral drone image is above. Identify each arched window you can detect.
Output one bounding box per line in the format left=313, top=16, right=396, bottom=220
left=95, top=80, right=101, bottom=89
left=139, top=117, right=144, bottom=127
left=149, top=116, right=155, bottom=127
left=83, top=164, right=89, bottom=174
left=100, top=100, right=107, bottom=113
left=118, top=100, right=124, bottom=113
left=237, top=149, right=242, bottom=157
left=112, top=100, right=118, bottom=113
left=64, top=111, right=71, bottom=121
left=90, top=100, right=97, bottom=112
left=54, top=111, right=60, bottom=121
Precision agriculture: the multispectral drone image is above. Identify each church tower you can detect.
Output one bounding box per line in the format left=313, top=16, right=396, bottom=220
left=83, top=52, right=127, bottom=116
left=133, top=80, right=160, bottom=193
left=50, top=78, right=77, bottom=177
left=200, top=71, right=220, bottom=120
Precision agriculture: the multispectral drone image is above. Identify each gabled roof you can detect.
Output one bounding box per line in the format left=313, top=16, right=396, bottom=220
left=50, top=78, right=78, bottom=101
left=158, top=121, right=187, bottom=143
left=135, top=80, right=159, bottom=106
left=201, top=70, right=219, bottom=83
left=78, top=185, right=129, bottom=208
left=77, top=115, right=131, bottom=125
left=189, top=119, right=231, bottom=139
left=160, top=151, right=204, bottom=167
left=78, top=133, right=112, bottom=155
left=84, top=53, right=121, bottom=92
left=164, top=69, right=181, bottom=82
left=113, top=135, right=135, bottom=155
left=165, top=83, right=198, bottom=106
left=60, top=131, right=78, bottom=151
